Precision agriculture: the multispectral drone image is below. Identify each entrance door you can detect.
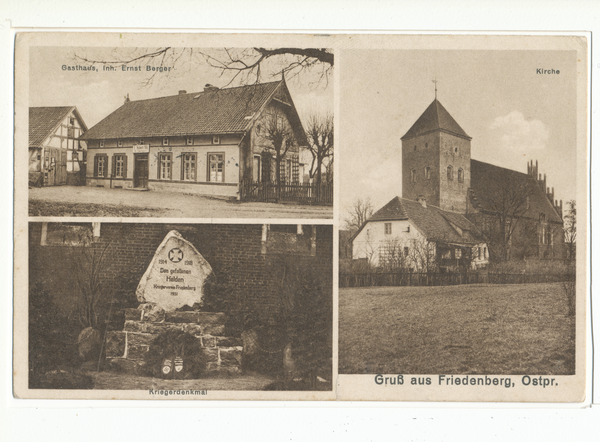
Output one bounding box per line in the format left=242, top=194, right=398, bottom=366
left=134, top=154, right=149, bottom=188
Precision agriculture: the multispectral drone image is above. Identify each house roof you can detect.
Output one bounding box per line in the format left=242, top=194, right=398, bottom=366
left=470, top=160, right=562, bottom=224
left=358, top=196, right=484, bottom=245
left=81, top=80, right=306, bottom=142
left=29, top=106, right=76, bottom=148
left=401, top=99, right=471, bottom=141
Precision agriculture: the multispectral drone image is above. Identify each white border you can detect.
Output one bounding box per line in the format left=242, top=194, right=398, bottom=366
left=2, top=0, right=599, bottom=440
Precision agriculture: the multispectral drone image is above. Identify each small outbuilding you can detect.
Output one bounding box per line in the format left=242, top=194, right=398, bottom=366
left=29, top=106, right=88, bottom=187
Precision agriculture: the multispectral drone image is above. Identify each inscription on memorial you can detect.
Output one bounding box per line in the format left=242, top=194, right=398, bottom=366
left=136, top=230, right=213, bottom=311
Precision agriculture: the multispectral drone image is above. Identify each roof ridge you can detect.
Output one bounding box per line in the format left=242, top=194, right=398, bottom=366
left=470, top=158, right=530, bottom=178
left=124, top=80, right=282, bottom=104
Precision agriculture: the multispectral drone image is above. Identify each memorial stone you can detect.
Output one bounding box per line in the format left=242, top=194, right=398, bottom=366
left=136, top=230, right=213, bottom=311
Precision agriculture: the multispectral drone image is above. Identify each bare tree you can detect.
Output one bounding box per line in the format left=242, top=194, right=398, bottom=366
left=72, top=47, right=333, bottom=88
left=480, top=184, right=532, bottom=261
left=305, top=114, right=333, bottom=186
left=257, top=110, right=296, bottom=201
left=344, top=198, right=374, bottom=235
left=564, top=200, right=576, bottom=260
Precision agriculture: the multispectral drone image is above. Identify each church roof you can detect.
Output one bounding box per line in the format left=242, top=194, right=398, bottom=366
left=401, top=99, right=471, bottom=141
left=359, top=196, right=484, bottom=245
left=470, top=160, right=563, bottom=224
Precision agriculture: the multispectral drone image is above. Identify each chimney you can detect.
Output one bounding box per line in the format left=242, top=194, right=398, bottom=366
left=204, top=84, right=219, bottom=92
left=178, top=90, right=187, bottom=95
left=124, top=93, right=130, bottom=104
left=417, top=195, right=427, bottom=208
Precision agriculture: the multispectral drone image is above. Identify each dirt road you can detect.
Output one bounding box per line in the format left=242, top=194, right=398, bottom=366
left=29, top=186, right=333, bottom=219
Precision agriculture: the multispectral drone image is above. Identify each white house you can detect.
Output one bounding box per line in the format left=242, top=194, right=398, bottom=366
left=352, top=196, right=489, bottom=271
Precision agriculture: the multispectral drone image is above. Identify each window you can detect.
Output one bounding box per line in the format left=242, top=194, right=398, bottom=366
left=484, top=247, right=488, bottom=259
left=442, top=249, right=451, bottom=259
left=69, top=117, right=75, bottom=125
left=208, top=153, right=224, bottom=182
left=99, top=140, right=105, bottom=148
left=425, top=166, right=431, bottom=180
left=113, top=154, right=126, bottom=178
left=286, top=159, right=292, bottom=183
left=212, top=135, right=220, bottom=145
left=410, top=169, right=416, bottom=183
left=425, top=142, right=428, bottom=148
left=385, top=223, right=392, bottom=235
left=447, top=165, right=453, bottom=181
left=139, top=139, right=144, bottom=145
left=404, top=247, right=409, bottom=257
left=181, top=153, right=197, bottom=181
left=253, top=155, right=261, bottom=182
left=186, top=137, right=194, bottom=146
left=458, top=168, right=464, bottom=183
left=94, top=154, right=107, bottom=177
left=163, top=138, right=169, bottom=146
left=158, top=153, right=172, bottom=180
left=454, top=147, right=458, bottom=153
left=455, top=248, right=462, bottom=259
left=414, top=145, right=417, bottom=152
left=117, top=140, right=123, bottom=147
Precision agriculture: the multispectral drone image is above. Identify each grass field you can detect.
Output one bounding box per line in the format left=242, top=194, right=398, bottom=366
left=339, top=283, right=575, bottom=375
left=29, top=200, right=166, bottom=217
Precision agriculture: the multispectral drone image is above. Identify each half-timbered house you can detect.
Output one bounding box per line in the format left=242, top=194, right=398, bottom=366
left=29, top=106, right=88, bottom=187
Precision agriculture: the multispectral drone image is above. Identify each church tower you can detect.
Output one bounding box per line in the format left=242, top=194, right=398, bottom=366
left=401, top=98, right=472, bottom=213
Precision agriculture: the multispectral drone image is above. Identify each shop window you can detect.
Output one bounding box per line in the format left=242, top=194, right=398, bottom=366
left=181, top=153, right=197, bottom=181
left=208, top=153, right=224, bottom=182
left=158, top=153, right=172, bottom=180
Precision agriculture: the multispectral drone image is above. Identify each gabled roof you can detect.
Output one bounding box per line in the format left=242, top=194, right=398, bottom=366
left=401, top=99, right=471, bottom=141
left=470, top=160, right=562, bottom=224
left=355, top=196, right=484, bottom=245
left=29, top=106, right=80, bottom=148
left=81, top=80, right=307, bottom=144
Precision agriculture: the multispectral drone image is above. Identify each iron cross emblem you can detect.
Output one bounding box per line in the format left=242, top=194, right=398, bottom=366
left=168, top=248, right=184, bottom=263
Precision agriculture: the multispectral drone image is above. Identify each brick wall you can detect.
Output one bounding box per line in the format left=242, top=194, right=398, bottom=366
left=29, top=222, right=333, bottom=325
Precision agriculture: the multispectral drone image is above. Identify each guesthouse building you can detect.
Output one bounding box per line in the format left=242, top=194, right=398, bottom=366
left=80, top=79, right=307, bottom=198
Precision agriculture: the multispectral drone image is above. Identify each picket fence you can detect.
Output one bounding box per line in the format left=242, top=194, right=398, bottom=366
left=339, top=271, right=575, bottom=288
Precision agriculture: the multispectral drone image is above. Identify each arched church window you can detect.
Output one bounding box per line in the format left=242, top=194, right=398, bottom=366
left=424, top=166, right=431, bottom=180
left=458, top=168, right=464, bottom=183
left=447, top=165, right=453, bottom=181
left=410, top=169, right=417, bottom=183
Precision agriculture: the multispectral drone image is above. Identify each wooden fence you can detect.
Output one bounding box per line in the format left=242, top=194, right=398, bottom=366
left=339, top=271, right=575, bottom=288
left=240, top=180, right=333, bottom=205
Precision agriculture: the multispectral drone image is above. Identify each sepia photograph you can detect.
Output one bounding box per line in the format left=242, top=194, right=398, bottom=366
left=26, top=45, right=333, bottom=219
left=337, top=41, right=587, bottom=401
left=22, top=221, right=333, bottom=398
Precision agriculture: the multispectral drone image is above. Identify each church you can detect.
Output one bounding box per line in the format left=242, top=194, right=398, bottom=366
left=352, top=97, right=564, bottom=268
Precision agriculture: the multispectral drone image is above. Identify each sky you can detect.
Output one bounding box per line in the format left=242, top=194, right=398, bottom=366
left=29, top=46, right=333, bottom=131
left=339, top=49, right=579, bottom=222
